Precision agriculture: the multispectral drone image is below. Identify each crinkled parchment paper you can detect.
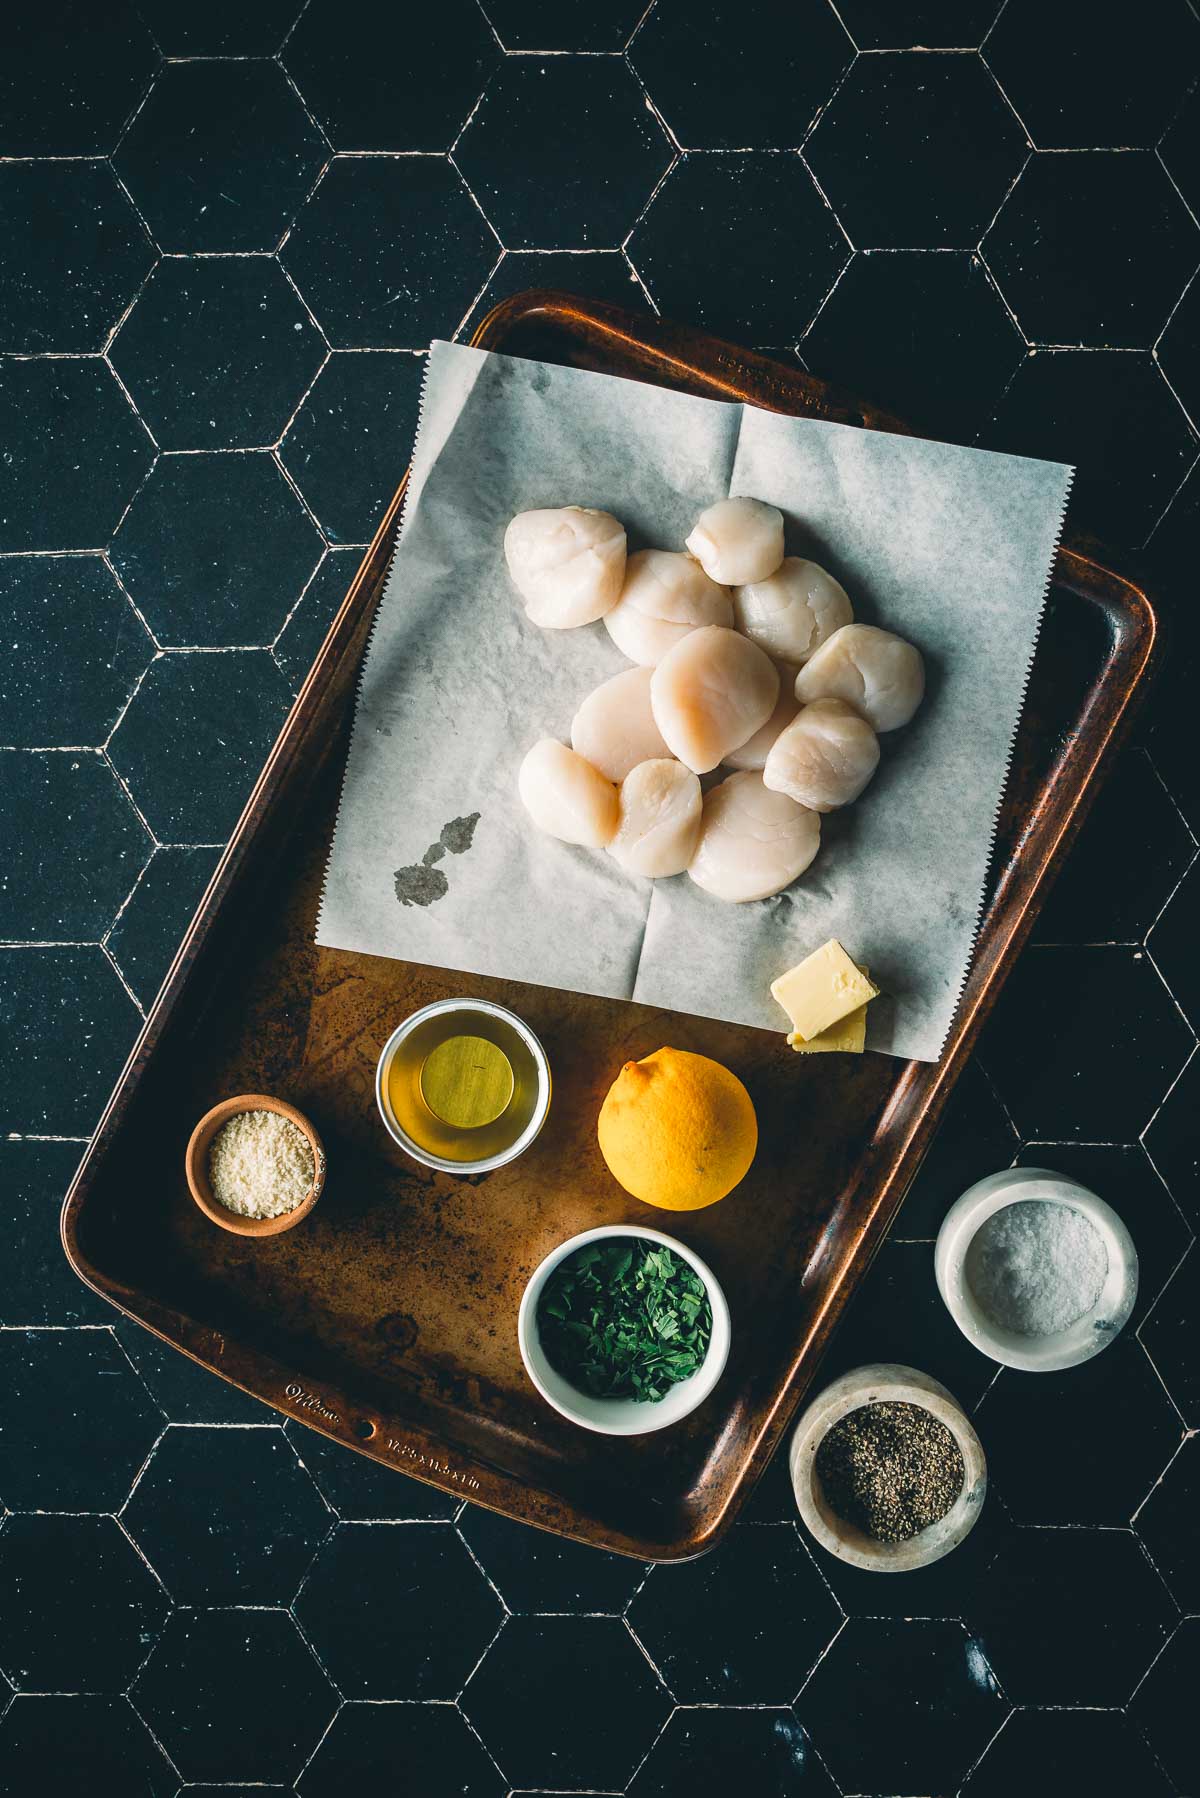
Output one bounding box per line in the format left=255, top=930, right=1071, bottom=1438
left=316, top=342, right=1072, bottom=1061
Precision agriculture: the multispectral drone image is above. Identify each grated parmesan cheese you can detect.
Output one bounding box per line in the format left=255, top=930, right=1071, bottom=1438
left=208, top=1108, right=314, bottom=1219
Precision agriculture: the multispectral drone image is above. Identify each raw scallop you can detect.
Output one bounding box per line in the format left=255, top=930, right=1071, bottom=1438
left=517, top=739, right=619, bottom=847
left=793, top=622, right=925, bottom=732
left=570, top=666, right=670, bottom=783
left=651, top=626, right=779, bottom=775
left=608, top=759, right=702, bottom=878
left=604, top=548, right=732, bottom=666
left=763, top=697, right=880, bottom=812
left=723, top=664, right=800, bottom=771
left=688, top=770, right=821, bottom=904
left=733, top=557, right=852, bottom=664
left=686, top=497, right=784, bottom=585
left=504, top=506, right=626, bottom=628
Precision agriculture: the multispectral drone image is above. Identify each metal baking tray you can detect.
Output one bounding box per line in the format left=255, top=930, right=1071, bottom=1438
left=62, top=293, right=1160, bottom=1560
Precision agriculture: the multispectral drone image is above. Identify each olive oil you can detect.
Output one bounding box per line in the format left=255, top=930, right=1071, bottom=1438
left=381, top=1002, right=548, bottom=1168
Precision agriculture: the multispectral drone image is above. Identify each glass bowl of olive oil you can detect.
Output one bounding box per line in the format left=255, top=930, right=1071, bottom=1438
left=375, top=998, right=551, bottom=1174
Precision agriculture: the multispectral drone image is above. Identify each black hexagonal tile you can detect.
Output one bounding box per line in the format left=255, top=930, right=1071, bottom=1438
left=0, top=1514, right=167, bottom=1693
left=110, top=258, right=324, bottom=451
left=106, top=846, right=221, bottom=1010
left=803, top=250, right=1024, bottom=442
left=1141, top=1241, right=1200, bottom=1425
left=0, top=1327, right=161, bottom=1512
left=972, top=1528, right=1176, bottom=1705
left=1145, top=1049, right=1200, bottom=1239
left=962, top=1706, right=1174, bottom=1797
left=458, top=1506, right=647, bottom=1614
left=630, top=0, right=853, bottom=149
left=979, top=947, right=1193, bottom=1140
left=984, top=151, right=1198, bottom=348
left=297, top=1701, right=504, bottom=1798
left=986, top=351, right=1196, bottom=548
left=488, top=0, right=645, bottom=48
left=1160, top=272, right=1200, bottom=430
left=176, top=1790, right=288, bottom=1798
left=813, top=1485, right=1018, bottom=1625
left=114, top=1318, right=269, bottom=1426
left=273, top=548, right=362, bottom=692
left=0, top=5, right=159, bottom=156
left=628, top=1525, right=840, bottom=1703
left=893, top=1060, right=1019, bottom=1240
left=283, top=0, right=498, bottom=151
left=282, top=156, right=497, bottom=349
left=111, top=451, right=323, bottom=648
left=0, top=556, right=151, bottom=750
left=0, top=360, right=154, bottom=552
left=459, top=248, right=648, bottom=340
left=1012, top=1142, right=1191, bottom=1327
left=462, top=1615, right=670, bottom=1791
left=116, top=61, right=325, bottom=255
left=455, top=57, right=673, bottom=250
left=798, top=1619, right=1006, bottom=1793
left=107, top=650, right=292, bottom=843
left=1136, top=1433, right=1200, bottom=1615
left=742, top=1432, right=804, bottom=1522
left=1032, top=748, right=1194, bottom=944
left=0, top=947, right=140, bottom=1135
left=124, top=1426, right=331, bottom=1604
left=805, top=52, right=1027, bottom=249
left=137, top=0, right=301, bottom=52
left=0, top=752, right=150, bottom=941
left=977, top=1339, right=1182, bottom=1526
left=1160, top=81, right=1200, bottom=217
left=1131, top=1619, right=1198, bottom=1789
left=0, top=161, right=154, bottom=354
left=0, top=1141, right=109, bottom=1326
left=133, top=1608, right=336, bottom=1783
left=1145, top=464, right=1200, bottom=830
left=295, top=1522, right=502, bottom=1697
left=279, top=351, right=423, bottom=545
left=631, top=153, right=848, bottom=344
left=818, top=1237, right=997, bottom=1406
left=285, top=1419, right=460, bottom=1519
left=836, top=0, right=1002, bottom=45
left=984, top=0, right=1199, bottom=149
left=0, top=1695, right=175, bottom=1798
left=628, top=1706, right=837, bottom=1798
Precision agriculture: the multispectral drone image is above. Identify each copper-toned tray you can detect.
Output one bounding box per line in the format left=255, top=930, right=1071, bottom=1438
left=62, top=294, right=1159, bottom=1561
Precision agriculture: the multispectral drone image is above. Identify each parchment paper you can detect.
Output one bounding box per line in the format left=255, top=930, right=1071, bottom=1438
left=316, top=341, right=1072, bottom=1061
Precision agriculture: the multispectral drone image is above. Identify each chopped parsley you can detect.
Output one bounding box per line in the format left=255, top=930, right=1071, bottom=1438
left=537, top=1237, right=712, bottom=1403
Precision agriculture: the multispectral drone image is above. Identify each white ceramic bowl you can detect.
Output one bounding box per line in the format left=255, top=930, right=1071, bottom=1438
left=790, top=1363, right=987, bottom=1572
left=518, top=1223, right=731, bottom=1436
left=935, top=1167, right=1138, bottom=1372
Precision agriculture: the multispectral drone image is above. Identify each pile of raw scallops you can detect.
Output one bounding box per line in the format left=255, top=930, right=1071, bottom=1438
left=508, top=499, right=924, bottom=903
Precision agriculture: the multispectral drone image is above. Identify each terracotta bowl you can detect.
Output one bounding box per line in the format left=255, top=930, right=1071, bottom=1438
left=185, top=1094, right=325, bottom=1238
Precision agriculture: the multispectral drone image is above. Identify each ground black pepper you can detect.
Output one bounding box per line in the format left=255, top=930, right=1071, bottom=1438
left=815, top=1400, right=965, bottom=1544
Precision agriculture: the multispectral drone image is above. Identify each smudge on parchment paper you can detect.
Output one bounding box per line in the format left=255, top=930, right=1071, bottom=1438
left=394, top=812, right=480, bottom=908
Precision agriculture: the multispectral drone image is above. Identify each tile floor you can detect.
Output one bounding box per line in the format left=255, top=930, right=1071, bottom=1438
left=0, top=2, right=1198, bottom=1793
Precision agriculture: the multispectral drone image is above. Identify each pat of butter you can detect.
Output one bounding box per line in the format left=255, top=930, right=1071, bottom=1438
left=771, top=940, right=879, bottom=1043
left=788, top=975, right=870, bottom=1054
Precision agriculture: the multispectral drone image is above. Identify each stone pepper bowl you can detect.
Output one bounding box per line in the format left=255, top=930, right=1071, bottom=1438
left=185, top=1094, right=325, bottom=1238
left=789, top=1362, right=987, bottom=1572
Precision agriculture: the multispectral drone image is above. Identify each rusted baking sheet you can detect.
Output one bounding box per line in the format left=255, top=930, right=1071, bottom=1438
left=62, top=294, right=1160, bottom=1560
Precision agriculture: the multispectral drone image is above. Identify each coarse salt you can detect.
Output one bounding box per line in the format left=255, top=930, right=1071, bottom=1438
left=964, top=1199, right=1108, bottom=1338
left=208, top=1109, right=314, bottom=1219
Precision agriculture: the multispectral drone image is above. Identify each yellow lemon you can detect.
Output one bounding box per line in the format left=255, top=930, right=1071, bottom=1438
left=597, top=1046, right=757, bottom=1210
